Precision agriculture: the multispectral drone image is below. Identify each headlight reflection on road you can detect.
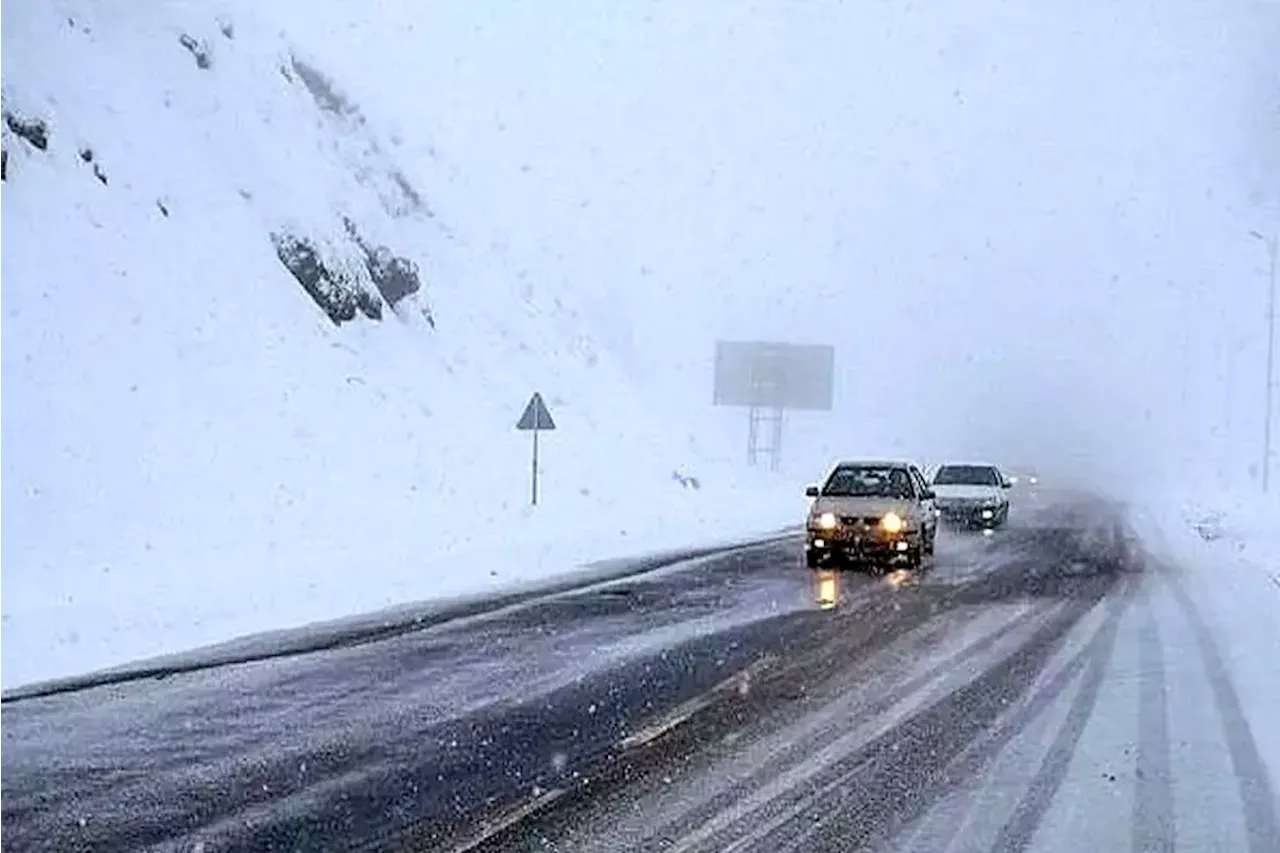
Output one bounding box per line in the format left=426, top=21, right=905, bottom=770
left=813, top=570, right=840, bottom=609
left=885, top=569, right=915, bottom=589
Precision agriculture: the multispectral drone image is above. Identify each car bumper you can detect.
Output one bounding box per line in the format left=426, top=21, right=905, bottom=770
left=938, top=503, right=1006, bottom=526
left=806, top=529, right=920, bottom=562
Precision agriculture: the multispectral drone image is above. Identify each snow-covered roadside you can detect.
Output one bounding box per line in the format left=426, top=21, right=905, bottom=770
left=1128, top=490, right=1280, bottom=789
left=2, top=0, right=830, bottom=695
left=1, top=486, right=804, bottom=692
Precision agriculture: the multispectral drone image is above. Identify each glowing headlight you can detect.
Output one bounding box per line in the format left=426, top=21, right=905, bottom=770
left=817, top=512, right=838, bottom=530
left=881, top=512, right=905, bottom=534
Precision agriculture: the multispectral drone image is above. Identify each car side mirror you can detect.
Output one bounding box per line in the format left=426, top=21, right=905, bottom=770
left=923, top=489, right=936, bottom=500
left=805, top=485, right=820, bottom=498
left=1002, top=481, right=1013, bottom=489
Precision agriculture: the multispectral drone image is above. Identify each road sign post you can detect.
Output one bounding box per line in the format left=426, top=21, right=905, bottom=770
left=516, top=392, right=556, bottom=505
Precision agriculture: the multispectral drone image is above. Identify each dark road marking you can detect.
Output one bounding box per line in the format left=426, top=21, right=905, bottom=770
left=1131, top=595, right=1176, bottom=853
left=617, top=655, right=778, bottom=751
left=1161, top=569, right=1280, bottom=853
left=444, top=788, right=567, bottom=853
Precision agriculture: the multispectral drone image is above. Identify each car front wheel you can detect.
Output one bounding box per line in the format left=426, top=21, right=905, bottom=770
left=906, top=546, right=924, bottom=570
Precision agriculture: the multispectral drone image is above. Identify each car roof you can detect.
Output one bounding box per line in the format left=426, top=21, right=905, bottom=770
left=832, top=459, right=916, bottom=469
left=935, top=461, right=1001, bottom=468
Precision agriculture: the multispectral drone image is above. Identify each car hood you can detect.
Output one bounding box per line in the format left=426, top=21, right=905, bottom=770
left=811, top=496, right=916, bottom=517
left=932, top=484, right=1003, bottom=502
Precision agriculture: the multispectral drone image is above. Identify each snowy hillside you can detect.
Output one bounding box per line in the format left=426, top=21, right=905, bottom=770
left=0, top=2, right=802, bottom=688
left=2, top=0, right=1275, bottom=689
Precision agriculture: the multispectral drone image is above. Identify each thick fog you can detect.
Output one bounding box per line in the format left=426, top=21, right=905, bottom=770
left=281, top=0, right=1278, bottom=494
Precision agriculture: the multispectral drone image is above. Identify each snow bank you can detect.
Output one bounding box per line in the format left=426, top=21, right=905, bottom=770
left=1137, top=489, right=1280, bottom=591
left=0, top=0, right=806, bottom=690
left=2, top=476, right=806, bottom=692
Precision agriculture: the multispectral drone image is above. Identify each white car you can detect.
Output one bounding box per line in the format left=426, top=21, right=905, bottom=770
left=930, top=463, right=1011, bottom=528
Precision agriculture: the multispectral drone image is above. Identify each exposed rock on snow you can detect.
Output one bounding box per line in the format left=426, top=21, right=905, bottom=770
left=343, top=217, right=425, bottom=312
left=272, top=232, right=382, bottom=325
left=177, top=33, right=213, bottom=70
left=4, top=110, right=49, bottom=151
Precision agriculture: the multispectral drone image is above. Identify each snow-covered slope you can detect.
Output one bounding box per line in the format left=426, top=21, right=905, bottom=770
left=0, top=1, right=800, bottom=688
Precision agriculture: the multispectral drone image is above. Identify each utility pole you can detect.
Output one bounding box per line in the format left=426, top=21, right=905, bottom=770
left=1250, top=230, right=1278, bottom=493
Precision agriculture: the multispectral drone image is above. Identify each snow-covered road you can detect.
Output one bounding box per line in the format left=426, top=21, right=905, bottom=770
left=1, top=492, right=1276, bottom=853
left=459, top=495, right=1280, bottom=853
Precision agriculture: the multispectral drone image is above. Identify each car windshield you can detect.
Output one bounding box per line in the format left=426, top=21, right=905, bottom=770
left=823, top=466, right=914, bottom=498
left=933, top=465, right=1001, bottom=486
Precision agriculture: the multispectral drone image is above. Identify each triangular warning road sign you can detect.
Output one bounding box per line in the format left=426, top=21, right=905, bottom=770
left=516, top=392, right=556, bottom=431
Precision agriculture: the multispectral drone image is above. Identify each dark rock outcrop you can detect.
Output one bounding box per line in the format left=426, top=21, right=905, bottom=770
left=178, top=34, right=212, bottom=69
left=272, top=233, right=382, bottom=325
left=363, top=245, right=421, bottom=307
left=78, top=147, right=108, bottom=184
left=342, top=218, right=433, bottom=325
left=4, top=112, right=49, bottom=150
left=672, top=471, right=702, bottom=490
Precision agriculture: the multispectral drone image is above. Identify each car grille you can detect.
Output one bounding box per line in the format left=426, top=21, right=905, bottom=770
left=841, top=515, right=882, bottom=526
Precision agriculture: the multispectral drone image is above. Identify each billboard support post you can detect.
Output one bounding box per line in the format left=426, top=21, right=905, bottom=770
left=713, top=340, right=834, bottom=470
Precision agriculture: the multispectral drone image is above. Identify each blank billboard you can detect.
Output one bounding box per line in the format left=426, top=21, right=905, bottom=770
left=713, top=340, right=835, bottom=410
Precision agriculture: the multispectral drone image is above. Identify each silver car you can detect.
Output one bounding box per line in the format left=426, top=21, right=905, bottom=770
left=803, top=460, right=939, bottom=570
left=931, top=462, right=1012, bottom=529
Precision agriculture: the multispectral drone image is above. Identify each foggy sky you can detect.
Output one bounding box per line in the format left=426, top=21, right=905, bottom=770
left=283, top=0, right=1280, bottom=491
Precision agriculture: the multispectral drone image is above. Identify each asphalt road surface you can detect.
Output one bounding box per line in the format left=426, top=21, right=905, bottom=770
left=3, top=492, right=1276, bottom=853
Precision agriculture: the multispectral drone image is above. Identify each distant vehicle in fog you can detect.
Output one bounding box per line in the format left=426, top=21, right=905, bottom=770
left=931, top=463, right=1011, bottom=529
left=1002, top=464, right=1041, bottom=487
left=804, top=460, right=939, bottom=571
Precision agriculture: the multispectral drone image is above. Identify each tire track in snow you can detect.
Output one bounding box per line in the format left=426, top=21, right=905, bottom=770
left=985, top=582, right=1131, bottom=853
left=733, top=576, right=1129, bottom=853
left=1158, top=566, right=1280, bottom=853
left=634, top=601, right=1061, bottom=852
left=875, top=575, right=1136, bottom=853
left=490, top=515, right=1136, bottom=853
left=1130, top=592, right=1175, bottom=853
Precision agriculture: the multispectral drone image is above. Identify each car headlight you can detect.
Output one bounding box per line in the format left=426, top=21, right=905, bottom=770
left=817, top=512, right=837, bottom=530
left=880, top=512, right=905, bottom=534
